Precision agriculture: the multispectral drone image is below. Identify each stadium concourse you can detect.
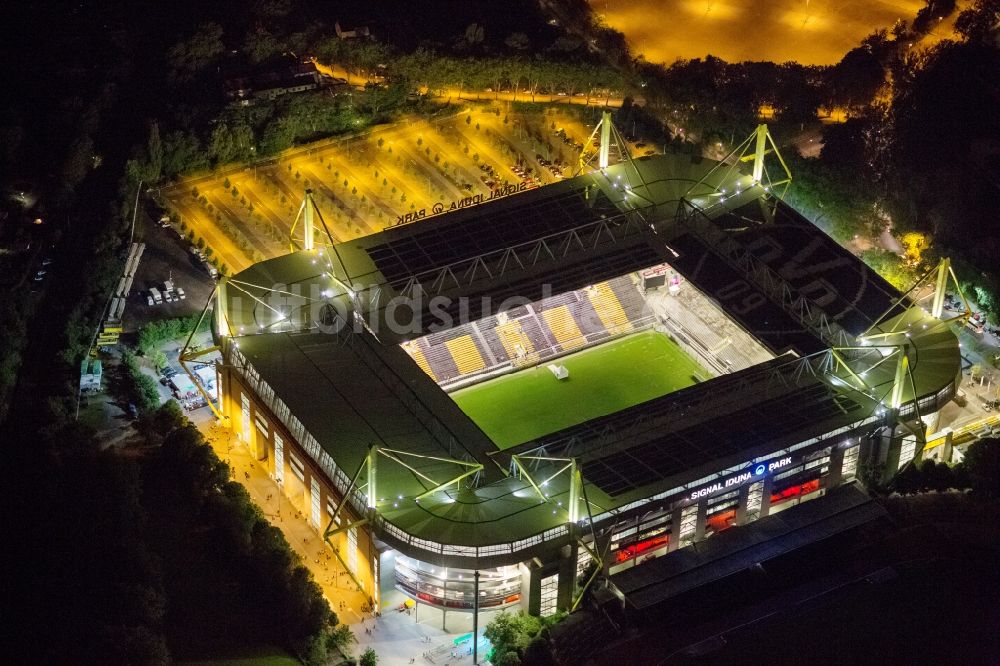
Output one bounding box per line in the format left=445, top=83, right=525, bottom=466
left=195, top=123, right=963, bottom=627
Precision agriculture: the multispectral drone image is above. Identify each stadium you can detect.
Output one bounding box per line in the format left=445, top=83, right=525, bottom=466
left=195, top=117, right=964, bottom=624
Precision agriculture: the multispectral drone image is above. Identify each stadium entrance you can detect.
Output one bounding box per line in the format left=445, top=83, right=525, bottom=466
left=392, top=553, right=522, bottom=613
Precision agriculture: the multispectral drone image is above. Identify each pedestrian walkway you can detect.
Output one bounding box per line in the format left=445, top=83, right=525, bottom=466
left=199, top=421, right=507, bottom=663
left=353, top=599, right=496, bottom=666
left=200, top=423, right=368, bottom=626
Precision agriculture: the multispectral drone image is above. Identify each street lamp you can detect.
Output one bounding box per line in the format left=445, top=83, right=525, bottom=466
left=128, top=179, right=143, bottom=248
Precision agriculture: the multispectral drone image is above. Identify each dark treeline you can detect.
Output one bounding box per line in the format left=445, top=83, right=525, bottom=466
left=7, top=402, right=351, bottom=664
left=892, top=437, right=1000, bottom=497
left=138, top=18, right=625, bottom=181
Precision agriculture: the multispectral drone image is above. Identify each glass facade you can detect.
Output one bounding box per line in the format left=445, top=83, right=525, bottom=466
left=311, top=476, right=322, bottom=528
left=539, top=573, right=559, bottom=617
left=394, top=554, right=521, bottom=611
left=744, top=481, right=764, bottom=522
left=842, top=445, right=860, bottom=480
left=240, top=393, right=251, bottom=443
left=274, top=434, right=284, bottom=485
left=899, top=434, right=918, bottom=467
left=677, top=504, right=699, bottom=546
left=348, top=526, right=359, bottom=577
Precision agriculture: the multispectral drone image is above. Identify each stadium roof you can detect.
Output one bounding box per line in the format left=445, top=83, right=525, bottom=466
left=216, top=152, right=961, bottom=566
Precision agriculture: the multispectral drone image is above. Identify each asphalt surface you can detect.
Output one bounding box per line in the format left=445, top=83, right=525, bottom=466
left=127, top=206, right=217, bottom=334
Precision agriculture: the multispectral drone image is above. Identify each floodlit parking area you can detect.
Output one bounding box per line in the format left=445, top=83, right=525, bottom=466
left=161, top=105, right=594, bottom=275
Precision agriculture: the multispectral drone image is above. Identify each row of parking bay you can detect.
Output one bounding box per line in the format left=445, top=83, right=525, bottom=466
left=163, top=110, right=590, bottom=273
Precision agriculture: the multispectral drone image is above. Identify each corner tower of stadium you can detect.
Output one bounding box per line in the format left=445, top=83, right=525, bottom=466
left=208, top=123, right=961, bottom=619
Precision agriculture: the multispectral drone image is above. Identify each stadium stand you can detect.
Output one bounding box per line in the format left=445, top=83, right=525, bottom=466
left=495, top=319, right=533, bottom=357
left=401, top=276, right=657, bottom=388
left=608, top=277, right=648, bottom=321
left=445, top=335, right=487, bottom=375
left=402, top=342, right=435, bottom=380
left=588, top=282, right=633, bottom=335
left=416, top=336, right=460, bottom=382
left=542, top=305, right=586, bottom=351
left=568, top=297, right=609, bottom=340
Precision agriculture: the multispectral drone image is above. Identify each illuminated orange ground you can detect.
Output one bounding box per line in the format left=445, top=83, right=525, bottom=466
left=592, top=0, right=926, bottom=65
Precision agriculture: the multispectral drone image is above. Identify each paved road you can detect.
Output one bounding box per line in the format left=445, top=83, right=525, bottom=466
left=312, top=60, right=628, bottom=108
left=201, top=423, right=370, bottom=625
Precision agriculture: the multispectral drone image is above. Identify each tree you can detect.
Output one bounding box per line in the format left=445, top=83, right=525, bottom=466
left=963, top=437, right=1000, bottom=500
left=505, top=33, right=531, bottom=51
left=151, top=350, right=168, bottom=372
left=327, top=623, right=354, bottom=651
left=244, top=27, right=283, bottom=64
left=884, top=39, right=1000, bottom=284
left=893, top=462, right=922, bottom=495
left=163, top=131, right=207, bottom=177
left=955, top=0, right=1000, bottom=42
left=210, top=122, right=255, bottom=166
left=168, top=22, right=224, bottom=83
left=359, top=647, right=378, bottom=666
left=859, top=250, right=918, bottom=291
left=913, top=0, right=958, bottom=33
left=497, top=652, right=521, bottom=666
left=484, top=611, right=541, bottom=664
left=922, top=459, right=956, bottom=492
left=121, top=348, right=161, bottom=412
left=827, top=42, right=886, bottom=107
left=464, top=23, right=485, bottom=48
left=522, top=636, right=558, bottom=666
left=146, top=122, right=163, bottom=182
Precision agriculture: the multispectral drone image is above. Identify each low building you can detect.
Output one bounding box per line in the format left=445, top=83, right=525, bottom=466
left=225, top=61, right=323, bottom=104
left=335, top=21, right=371, bottom=39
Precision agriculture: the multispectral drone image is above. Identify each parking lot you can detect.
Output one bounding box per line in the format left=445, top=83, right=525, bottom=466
left=126, top=208, right=219, bottom=333
left=160, top=104, right=596, bottom=275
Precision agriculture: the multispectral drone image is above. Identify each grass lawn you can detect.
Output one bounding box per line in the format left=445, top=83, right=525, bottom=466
left=181, top=645, right=299, bottom=666
left=451, top=330, right=709, bottom=449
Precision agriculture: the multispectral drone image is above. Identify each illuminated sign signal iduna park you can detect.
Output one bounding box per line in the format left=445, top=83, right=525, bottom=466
left=689, top=456, right=792, bottom=501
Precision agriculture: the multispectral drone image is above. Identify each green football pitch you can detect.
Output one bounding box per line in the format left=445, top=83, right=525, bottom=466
left=451, top=329, right=710, bottom=450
